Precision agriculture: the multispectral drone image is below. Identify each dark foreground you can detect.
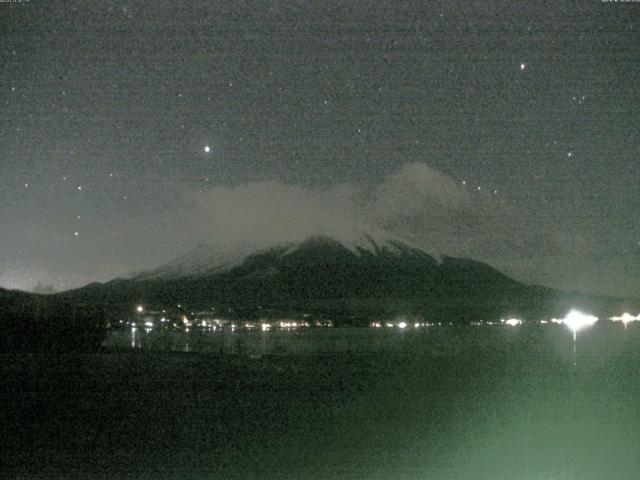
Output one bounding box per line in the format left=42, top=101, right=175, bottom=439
left=3, top=325, right=640, bottom=479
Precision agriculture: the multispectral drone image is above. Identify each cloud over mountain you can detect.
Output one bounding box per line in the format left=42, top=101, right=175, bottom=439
left=185, top=162, right=635, bottom=297
left=190, top=162, right=541, bottom=264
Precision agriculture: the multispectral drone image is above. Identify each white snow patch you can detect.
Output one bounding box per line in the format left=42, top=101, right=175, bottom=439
left=135, top=227, right=434, bottom=281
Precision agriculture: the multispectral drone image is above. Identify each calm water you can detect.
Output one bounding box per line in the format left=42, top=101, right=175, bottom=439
left=104, top=322, right=637, bottom=364
left=3, top=323, right=640, bottom=479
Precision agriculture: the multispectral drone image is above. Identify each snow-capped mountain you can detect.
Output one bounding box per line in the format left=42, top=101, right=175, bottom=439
left=56, top=229, right=631, bottom=325
left=134, top=229, right=433, bottom=281
left=135, top=243, right=257, bottom=280
left=118, top=230, right=530, bottom=314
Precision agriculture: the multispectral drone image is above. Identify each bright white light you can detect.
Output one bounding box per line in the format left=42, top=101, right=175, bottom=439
left=144, top=321, right=154, bottom=328
left=503, top=318, right=522, bottom=326
left=520, top=63, right=526, bottom=71
left=204, top=145, right=210, bottom=153
left=398, top=322, right=407, bottom=329
left=136, top=305, right=144, bottom=313
left=563, top=309, right=598, bottom=333
left=610, top=312, right=640, bottom=327
left=261, top=323, right=271, bottom=331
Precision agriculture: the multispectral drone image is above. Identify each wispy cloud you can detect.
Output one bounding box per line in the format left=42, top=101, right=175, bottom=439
left=188, top=162, right=628, bottom=295
left=191, top=162, right=542, bottom=259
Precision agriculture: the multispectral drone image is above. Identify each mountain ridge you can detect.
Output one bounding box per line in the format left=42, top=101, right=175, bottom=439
left=4, top=232, right=635, bottom=325
left=132, top=232, right=435, bottom=281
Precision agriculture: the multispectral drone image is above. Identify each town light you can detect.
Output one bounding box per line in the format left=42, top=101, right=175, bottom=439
left=563, top=309, right=598, bottom=335
left=610, top=312, right=640, bottom=328
left=503, top=318, right=522, bottom=327
left=563, top=309, right=598, bottom=366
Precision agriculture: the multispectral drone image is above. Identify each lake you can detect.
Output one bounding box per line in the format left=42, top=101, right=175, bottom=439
left=3, top=322, right=640, bottom=479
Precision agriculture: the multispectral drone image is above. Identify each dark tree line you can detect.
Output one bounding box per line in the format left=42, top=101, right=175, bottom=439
left=0, top=294, right=107, bottom=353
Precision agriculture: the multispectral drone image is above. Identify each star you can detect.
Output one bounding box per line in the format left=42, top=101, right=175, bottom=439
left=567, top=152, right=573, bottom=157
left=77, top=186, right=83, bottom=191
left=74, top=232, right=79, bottom=237
left=520, top=63, right=526, bottom=71
left=204, top=145, right=210, bottom=153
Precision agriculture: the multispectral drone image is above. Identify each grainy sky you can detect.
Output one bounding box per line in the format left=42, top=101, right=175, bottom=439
left=1, top=1, right=638, bottom=296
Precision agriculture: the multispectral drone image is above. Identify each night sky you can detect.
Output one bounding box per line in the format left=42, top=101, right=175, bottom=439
left=1, top=1, right=639, bottom=297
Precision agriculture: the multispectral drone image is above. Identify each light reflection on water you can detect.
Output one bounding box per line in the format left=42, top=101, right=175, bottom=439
left=102, top=322, right=640, bottom=479
left=9, top=321, right=640, bottom=480
left=104, top=322, right=640, bottom=363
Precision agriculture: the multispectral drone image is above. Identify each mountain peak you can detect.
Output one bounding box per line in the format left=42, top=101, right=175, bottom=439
left=134, top=229, right=430, bottom=281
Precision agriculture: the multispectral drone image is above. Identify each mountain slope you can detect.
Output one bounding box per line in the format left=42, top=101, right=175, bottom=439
left=57, top=232, right=636, bottom=324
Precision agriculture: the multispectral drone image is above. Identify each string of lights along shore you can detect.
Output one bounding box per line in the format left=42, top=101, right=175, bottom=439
left=1, top=2, right=638, bottom=297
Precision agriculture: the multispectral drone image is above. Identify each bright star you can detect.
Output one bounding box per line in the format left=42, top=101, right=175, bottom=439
left=520, top=63, right=526, bottom=71
left=204, top=145, right=210, bottom=153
